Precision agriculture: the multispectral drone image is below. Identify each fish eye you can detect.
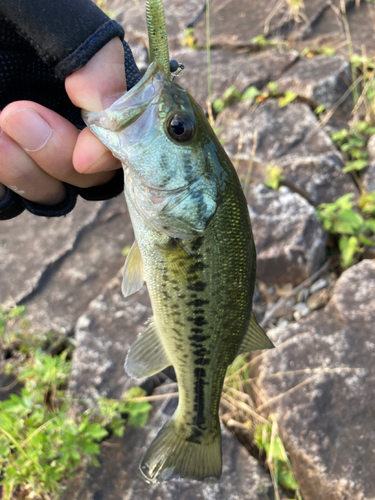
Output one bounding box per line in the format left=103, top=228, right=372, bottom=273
left=167, top=114, right=194, bottom=142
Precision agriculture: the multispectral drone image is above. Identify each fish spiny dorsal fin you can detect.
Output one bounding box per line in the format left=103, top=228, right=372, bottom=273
left=125, top=318, right=171, bottom=379
left=122, top=240, right=145, bottom=298
left=237, top=312, right=275, bottom=354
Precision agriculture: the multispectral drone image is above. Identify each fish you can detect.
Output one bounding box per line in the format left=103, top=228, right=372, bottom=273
left=82, top=0, right=274, bottom=484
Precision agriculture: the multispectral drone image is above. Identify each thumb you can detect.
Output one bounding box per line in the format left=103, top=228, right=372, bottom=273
left=65, top=37, right=127, bottom=112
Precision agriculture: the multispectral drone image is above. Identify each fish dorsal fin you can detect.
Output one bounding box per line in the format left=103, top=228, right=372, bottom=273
left=125, top=318, right=171, bottom=379
left=122, top=240, right=145, bottom=298
left=237, top=312, right=275, bottom=354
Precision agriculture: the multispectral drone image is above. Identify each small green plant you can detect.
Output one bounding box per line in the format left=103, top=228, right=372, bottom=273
left=0, top=306, right=152, bottom=499
left=285, top=0, right=305, bottom=23
left=212, top=82, right=297, bottom=115
left=122, top=245, right=132, bottom=256
left=278, top=90, right=297, bottom=108
left=300, top=46, right=337, bottom=57
left=265, top=165, right=284, bottom=190
left=317, top=192, right=375, bottom=267
left=182, top=27, right=198, bottom=49
left=251, top=34, right=269, bottom=47
left=253, top=82, right=297, bottom=108
left=314, top=104, right=326, bottom=115
left=254, top=416, right=302, bottom=498
left=331, top=121, right=375, bottom=174
left=213, top=86, right=243, bottom=113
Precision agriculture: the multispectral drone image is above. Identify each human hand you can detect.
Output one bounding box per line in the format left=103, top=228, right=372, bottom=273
left=0, top=38, right=125, bottom=206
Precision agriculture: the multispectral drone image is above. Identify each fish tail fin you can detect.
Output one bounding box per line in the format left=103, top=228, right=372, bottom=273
left=140, top=417, right=222, bottom=484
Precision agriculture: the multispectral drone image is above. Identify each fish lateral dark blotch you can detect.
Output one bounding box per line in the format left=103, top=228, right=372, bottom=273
left=194, top=357, right=210, bottom=365
left=189, top=334, right=210, bottom=342
left=187, top=298, right=209, bottom=307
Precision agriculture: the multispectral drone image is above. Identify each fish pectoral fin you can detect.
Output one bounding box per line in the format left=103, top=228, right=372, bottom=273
left=125, top=318, right=171, bottom=379
left=122, top=240, right=145, bottom=298
left=237, top=312, right=275, bottom=354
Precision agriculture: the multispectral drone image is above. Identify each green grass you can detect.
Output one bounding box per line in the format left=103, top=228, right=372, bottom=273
left=317, top=192, right=375, bottom=267
left=0, top=306, right=151, bottom=500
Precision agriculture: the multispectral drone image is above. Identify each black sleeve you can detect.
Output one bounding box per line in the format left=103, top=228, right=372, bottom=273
left=0, top=0, right=142, bottom=221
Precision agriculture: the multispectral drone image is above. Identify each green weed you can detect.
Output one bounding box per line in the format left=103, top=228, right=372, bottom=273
left=265, top=165, right=284, bottom=190
left=121, top=245, right=132, bottom=256
left=212, top=82, right=297, bottom=115
left=0, top=306, right=152, bottom=500
left=300, top=46, right=337, bottom=58
left=331, top=121, right=375, bottom=174
left=181, top=27, right=198, bottom=50
left=255, top=416, right=302, bottom=499
left=317, top=192, right=375, bottom=267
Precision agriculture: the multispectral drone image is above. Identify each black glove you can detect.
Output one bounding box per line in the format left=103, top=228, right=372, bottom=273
left=0, top=0, right=142, bottom=220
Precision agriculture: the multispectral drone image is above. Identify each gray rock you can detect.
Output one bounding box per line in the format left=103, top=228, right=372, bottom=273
left=362, top=165, right=375, bottom=193
left=106, top=0, right=205, bottom=50
left=307, top=287, right=331, bottom=311
left=217, top=99, right=356, bottom=205
left=296, top=287, right=310, bottom=303
left=218, top=100, right=334, bottom=161
left=69, top=270, right=152, bottom=402
left=19, top=197, right=134, bottom=335
left=174, top=48, right=299, bottom=110
left=0, top=372, right=19, bottom=402
left=279, top=153, right=357, bottom=206
left=61, top=396, right=279, bottom=500
left=300, top=1, right=375, bottom=58
left=276, top=55, right=352, bottom=111
left=310, top=277, right=329, bottom=294
left=193, top=0, right=330, bottom=49
left=255, top=260, right=375, bottom=500
left=293, top=302, right=310, bottom=321
left=0, top=198, right=105, bottom=305
left=249, top=184, right=327, bottom=285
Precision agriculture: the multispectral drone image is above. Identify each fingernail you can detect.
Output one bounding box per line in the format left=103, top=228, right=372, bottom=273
left=82, top=152, right=120, bottom=174
left=3, top=109, right=52, bottom=152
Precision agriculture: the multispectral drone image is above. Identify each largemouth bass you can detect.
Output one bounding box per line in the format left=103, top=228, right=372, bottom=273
left=82, top=0, right=274, bottom=484
left=83, top=63, right=274, bottom=483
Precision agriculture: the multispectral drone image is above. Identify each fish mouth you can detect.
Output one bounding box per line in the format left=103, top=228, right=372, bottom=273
left=82, top=62, right=167, bottom=143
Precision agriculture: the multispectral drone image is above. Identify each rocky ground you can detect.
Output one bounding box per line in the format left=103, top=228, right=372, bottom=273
left=2, top=0, right=375, bottom=499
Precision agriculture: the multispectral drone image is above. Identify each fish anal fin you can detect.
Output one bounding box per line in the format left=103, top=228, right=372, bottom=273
left=140, top=417, right=222, bottom=484
left=237, top=312, right=275, bottom=354
left=122, top=240, right=145, bottom=298
left=125, top=318, right=171, bottom=379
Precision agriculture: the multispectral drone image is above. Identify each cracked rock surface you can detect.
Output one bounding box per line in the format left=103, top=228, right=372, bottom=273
left=256, top=260, right=375, bottom=500
left=249, top=185, right=326, bottom=285
left=218, top=99, right=357, bottom=205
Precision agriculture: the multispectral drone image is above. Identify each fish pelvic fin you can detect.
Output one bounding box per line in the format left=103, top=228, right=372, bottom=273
left=122, top=240, right=145, bottom=298
left=237, top=312, right=275, bottom=354
left=125, top=318, right=171, bottom=379
left=140, top=417, right=222, bottom=484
